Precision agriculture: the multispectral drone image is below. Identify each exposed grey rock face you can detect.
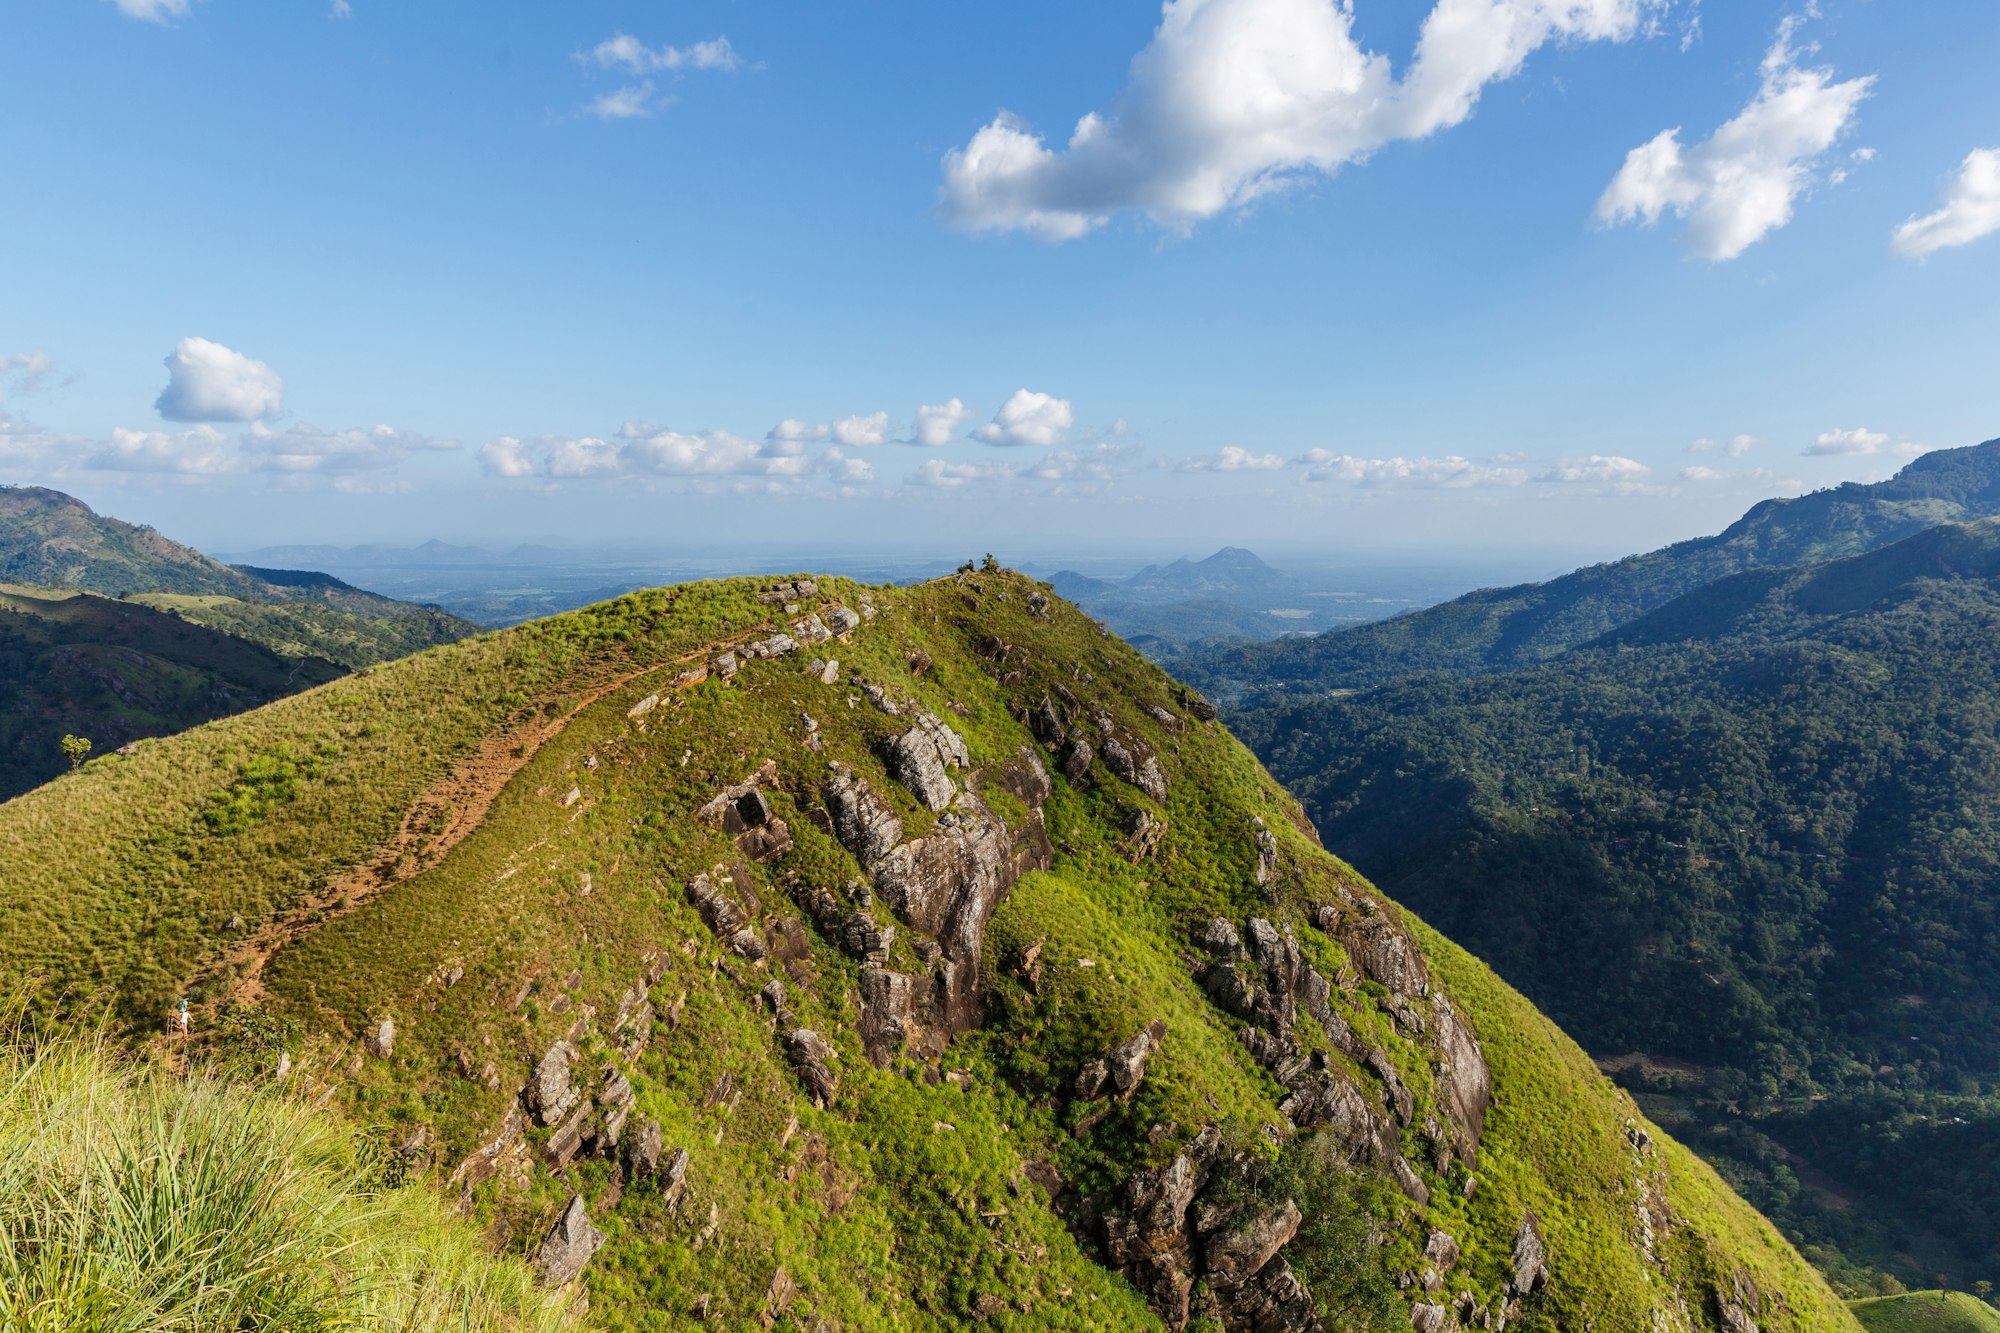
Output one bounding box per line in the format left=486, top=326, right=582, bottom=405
left=659, top=1147, right=690, bottom=1211
left=1201, top=918, right=1242, bottom=958
left=1344, top=916, right=1429, bottom=999
left=1107, top=1019, right=1167, bottom=1096
left=1100, top=735, right=1169, bottom=803
left=626, top=1117, right=663, bottom=1178
left=823, top=769, right=902, bottom=868
left=1392, top=1155, right=1431, bottom=1208
left=983, top=746, right=1051, bottom=809
left=1424, top=1229, right=1462, bottom=1272
left=1252, top=817, right=1279, bottom=886
left=711, top=650, right=739, bottom=679
left=447, top=1105, right=527, bottom=1196
left=825, top=604, right=861, bottom=635
left=530, top=1041, right=579, bottom=1125
left=1411, top=1304, right=1450, bottom=1333
left=1144, top=703, right=1185, bottom=735
left=1204, top=1199, right=1300, bottom=1289
left=365, top=1016, right=395, bottom=1059
left=745, top=633, right=798, bottom=659
left=858, top=966, right=941, bottom=1065
left=1061, top=739, right=1094, bottom=784
left=786, top=1028, right=839, bottom=1107
left=687, top=873, right=751, bottom=939
left=1431, top=993, right=1491, bottom=1169
left=882, top=726, right=958, bottom=811
left=870, top=795, right=1051, bottom=1034
left=536, top=1195, right=604, bottom=1287
left=791, top=613, right=831, bottom=645
left=1510, top=1212, right=1550, bottom=1296
left=1177, top=688, right=1219, bottom=723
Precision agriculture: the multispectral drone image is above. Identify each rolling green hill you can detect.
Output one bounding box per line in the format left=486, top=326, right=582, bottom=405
left=1851, top=1292, right=2000, bottom=1333
left=0, top=582, right=345, bottom=800
left=1232, top=521, right=2000, bottom=1296
left=1191, top=436, right=2000, bottom=699
left=0, top=484, right=476, bottom=668
left=0, top=569, right=1857, bottom=1330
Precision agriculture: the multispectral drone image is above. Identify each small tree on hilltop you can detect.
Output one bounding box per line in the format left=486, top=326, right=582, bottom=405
left=1975, top=1279, right=1994, bottom=1306
left=60, top=734, right=92, bottom=770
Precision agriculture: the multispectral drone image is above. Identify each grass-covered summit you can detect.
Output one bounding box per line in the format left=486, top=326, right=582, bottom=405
left=0, top=568, right=1858, bottom=1330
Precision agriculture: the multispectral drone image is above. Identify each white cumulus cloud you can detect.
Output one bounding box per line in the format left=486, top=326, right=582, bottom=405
left=941, top=0, right=1664, bottom=240
left=973, top=389, right=1073, bottom=447
left=1297, top=450, right=1528, bottom=488
left=239, top=421, right=448, bottom=473
left=1596, top=19, right=1873, bottom=260
left=1892, top=148, right=2000, bottom=259
left=1539, top=454, right=1652, bottom=483
left=480, top=423, right=842, bottom=484
left=1182, top=445, right=1285, bottom=472
left=154, top=337, right=285, bottom=422
left=586, top=84, right=657, bottom=121
left=911, top=398, right=974, bottom=447
left=585, top=34, right=743, bottom=74
left=909, top=459, right=999, bottom=489
left=1689, top=433, right=1758, bottom=456
left=87, top=425, right=231, bottom=474
left=1680, top=464, right=1725, bottom=481
left=1803, top=426, right=1926, bottom=458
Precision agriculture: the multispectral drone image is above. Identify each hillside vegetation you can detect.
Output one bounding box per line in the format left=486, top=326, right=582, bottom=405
left=1232, top=521, right=2000, bottom=1294
left=0, top=583, right=344, bottom=800
left=0, top=568, right=1855, bottom=1329
left=0, top=484, right=475, bottom=668
left=0, top=1027, right=570, bottom=1332
left=1850, top=1292, right=2000, bottom=1333
left=1193, top=437, right=2000, bottom=698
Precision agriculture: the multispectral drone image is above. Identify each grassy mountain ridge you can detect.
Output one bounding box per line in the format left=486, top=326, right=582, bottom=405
left=1231, top=520, right=2000, bottom=1294
left=1191, top=437, right=2000, bottom=698
left=0, top=483, right=476, bottom=667
left=0, top=569, right=1855, bottom=1329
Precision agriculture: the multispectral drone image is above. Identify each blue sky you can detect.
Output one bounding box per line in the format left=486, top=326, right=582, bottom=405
left=1, top=0, right=1995, bottom=563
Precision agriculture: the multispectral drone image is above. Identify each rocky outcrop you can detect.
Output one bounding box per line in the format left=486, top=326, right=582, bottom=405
left=536, top=1195, right=604, bottom=1287
left=871, top=795, right=1050, bottom=1034
left=1078, top=1019, right=1167, bottom=1100
left=1510, top=1213, right=1550, bottom=1297
left=880, top=712, right=969, bottom=811
left=1099, top=733, right=1169, bottom=804
left=365, top=1015, right=395, bottom=1059
left=823, top=769, right=902, bottom=868
left=786, top=1028, right=838, bottom=1107
left=528, top=1041, right=579, bottom=1125
left=1430, top=993, right=1491, bottom=1169
left=1087, top=1126, right=1320, bottom=1333
left=858, top=966, right=944, bottom=1065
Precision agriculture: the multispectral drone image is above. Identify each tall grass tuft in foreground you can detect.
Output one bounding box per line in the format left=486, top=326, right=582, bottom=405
left=0, top=1032, right=576, bottom=1332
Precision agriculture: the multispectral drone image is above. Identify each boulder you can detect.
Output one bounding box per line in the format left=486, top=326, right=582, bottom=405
left=791, top=613, right=832, bottom=645
left=1099, top=735, right=1169, bottom=803
left=1252, top=817, right=1279, bottom=886
left=738, top=819, right=793, bottom=863
left=786, top=1028, right=839, bottom=1107
left=1200, top=918, right=1242, bottom=958
left=1411, top=1304, right=1450, bottom=1333
left=1204, top=1199, right=1300, bottom=1288
left=364, top=1016, right=395, bottom=1059
left=529, top=1041, right=579, bottom=1124
left=1424, top=1229, right=1461, bottom=1272
left=625, top=1117, right=664, bottom=1177
left=1344, top=917, right=1430, bottom=999
left=858, top=967, right=939, bottom=1065
left=1510, top=1212, right=1550, bottom=1296
left=535, top=1195, right=604, bottom=1287
left=1075, top=1059, right=1111, bottom=1100
left=825, top=604, right=861, bottom=635
left=823, top=769, right=903, bottom=868
left=745, top=633, right=798, bottom=660
left=1108, top=1019, right=1167, bottom=1095
left=882, top=727, right=957, bottom=811
left=1061, top=739, right=1094, bottom=784
left=1431, top=993, right=1492, bottom=1169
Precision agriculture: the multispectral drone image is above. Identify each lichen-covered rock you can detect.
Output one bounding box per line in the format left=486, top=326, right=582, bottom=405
left=365, top=1015, right=395, bottom=1059
left=745, top=633, right=799, bottom=659
left=791, top=613, right=831, bottom=645
left=882, top=726, right=958, bottom=811
left=1100, top=734, right=1169, bottom=803
left=1344, top=916, right=1430, bottom=999
left=1511, top=1212, right=1550, bottom=1296
left=1061, top=738, right=1094, bottom=784
left=535, top=1195, right=604, bottom=1287
left=824, top=769, right=903, bottom=868
left=1431, top=992, right=1491, bottom=1169
left=786, top=1028, right=839, bottom=1107
left=1107, top=1019, right=1167, bottom=1095
left=529, top=1041, right=579, bottom=1125
left=1252, top=817, right=1279, bottom=886
left=1201, top=917, right=1243, bottom=958
left=859, top=966, right=941, bottom=1065
left=1424, top=1229, right=1461, bottom=1273
left=825, top=604, right=861, bottom=635
left=626, top=1117, right=663, bottom=1177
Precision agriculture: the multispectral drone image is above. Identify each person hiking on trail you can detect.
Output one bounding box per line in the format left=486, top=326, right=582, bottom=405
left=175, top=997, right=190, bottom=1040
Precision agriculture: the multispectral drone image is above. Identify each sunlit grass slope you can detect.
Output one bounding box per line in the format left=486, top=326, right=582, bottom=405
left=0, top=570, right=1861, bottom=1330
left=1851, top=1292, right=2000, bottom=1333
left=0, top=1030, right=571, bottom=1332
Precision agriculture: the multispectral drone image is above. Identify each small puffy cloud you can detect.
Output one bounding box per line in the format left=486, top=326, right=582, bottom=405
left=239, top=421, right=448, bottom=473
left=941, top=0, right=1662, bottom=240
left=154, top=337, right=285, bottom=422
left=1296, top=450, right=1527, bottom=488
left=1803, top=426, right=1927, bottom=458
left=0, top=350, right=56, bottom=397
left=87, top=425, right=231, bottom=474
left=826, top=448, right=876, bottom=487
left=768, top=418, right=828, bottom=444
left=1805, top=426, right=1887, bottom=456
left=831, top=412, right=891, bottom=447
left=585, top=34, right=743, bottom=74
left=1182, top=445, right=1284, bottom=472
left=481, top=425, right=841, bottom=484
left=1680, top=464, right=1726, bottom=481
left=1596, top=20, right=1873, bottom=260
left=1689, top=433, right=1758, bottom=456
left=1892, top=148, right=2000, bottom=259
left=1539, top=454, right=1652, bottom=484
left=586, top=84, right=656, bottom=121
left=480, top=437, right=538, bottom=478
left=973, top=389, right=1072, bottom=447
left=909, top=459, right=999, bottom=489
left=911, top=398, right=974, bottom=447
left=113, top=0, right=190, bottom=22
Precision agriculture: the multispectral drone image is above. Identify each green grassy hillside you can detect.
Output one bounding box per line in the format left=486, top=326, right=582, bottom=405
left=1230, top=522, right=2000, bottom=1294
left=0, top=1029, right=571, bottom=1331
left=0, top=582, right=344, bottom=800
left=1191, top=436, right=2000, bottom=698
left=0, top=570, right=1859, bottom=1330
left=1851, top=1292, right=2000, bottom=1333
left=0, top=484, right=476, bottom=667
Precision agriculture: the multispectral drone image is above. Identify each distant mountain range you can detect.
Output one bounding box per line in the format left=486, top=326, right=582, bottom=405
left=1205, top=436, right=2000, bottom=1297
left=1194, top=438, right=2000, bottom=699
left=0, top=486, right=476, bottom=800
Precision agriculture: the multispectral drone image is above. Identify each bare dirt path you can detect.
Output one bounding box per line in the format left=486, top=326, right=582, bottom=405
left=189, top=632, right=751, bottom=1017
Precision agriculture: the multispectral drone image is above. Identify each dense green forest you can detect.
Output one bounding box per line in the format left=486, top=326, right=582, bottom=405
left=1232, top=520, right=2000, bottom=1293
